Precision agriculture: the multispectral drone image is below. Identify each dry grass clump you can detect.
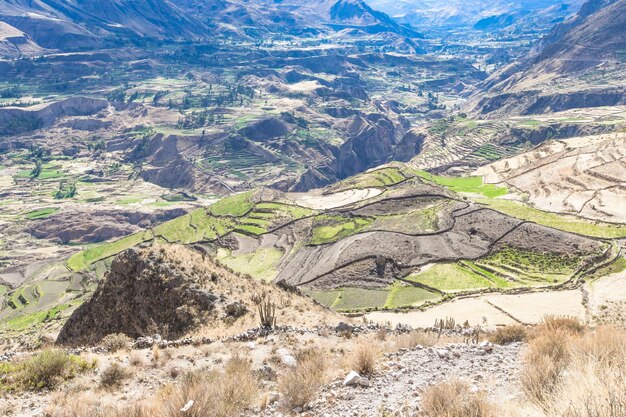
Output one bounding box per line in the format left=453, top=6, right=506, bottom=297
left=534, top=316, right=585, bottom=336
left=488, top=325, right=528, bottom=345
left=419, top=379, right=499, bottom=417
left=129, top=351, right=145, bottom=367
left=392, top=331, right=439, bottom=351
left=159, top=355, right=258, bottom=417
left=521, top=329, right=572, bottom=404
left=46, top=393, right=158, bottom=417
left=514, top=326, right=626, bottom=417
left=101, top=333, right=132, bottom=352
left=100, top=363, right=131, bottom=389
left=349, top=343, right=378, bottom=376
left=278, top=348, right=328, bottom=410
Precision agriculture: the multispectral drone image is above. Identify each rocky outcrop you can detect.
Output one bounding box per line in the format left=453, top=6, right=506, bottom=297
left=240, top=118, right=292, bottom=141
left=473, top=89, right=626, bottom=118
left=57, top=247, right=222, bottom=345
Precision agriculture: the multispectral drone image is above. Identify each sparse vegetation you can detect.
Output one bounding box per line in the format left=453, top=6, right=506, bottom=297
left=0, top=350, right=96, bottom=391
left=489, top=325, right=528, bottom=345
left=419, top=379, right=499, bottom=417
left=349, top=343, right=378, bottom=375
left=100, top=363, right=130, bottom=389
left=101, top=333, right=132, bottom=352
left=278, top=348, right=328, bottom=410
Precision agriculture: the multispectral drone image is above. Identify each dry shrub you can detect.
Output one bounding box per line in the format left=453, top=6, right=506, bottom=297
left=392, top=331, right=439, bottom=351
left=521, top=329, right=572, bottom=404
left=100, top=362, right=131, bottom=389
left=349, top=343, right=378, bottom=375
left=129, top=351, right=144, bottom=367
left=534, top=316, right=585, bottom=337
left=19, top=349, right=95, bottom=390
left=278, top=348, right=328, bottom=410
left=101, top=333, right=132, bottom=352
left=46, top=393, right=157, bottom=417
left=158, top=355, right=258, bottom=417
left=515, top=326, right=626, bottom=417
left=151, top=345, right=162, bottom=366
left=571, top=326, right=626, bottom=367
left=420, top=379, right=499, bottom=417
left=376, top=327, right=388, bottom=341
left=489, top=325, right=528, bottom=345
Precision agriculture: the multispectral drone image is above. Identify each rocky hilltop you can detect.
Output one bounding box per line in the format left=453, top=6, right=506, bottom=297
left=57, top=244, right=339, bottom=345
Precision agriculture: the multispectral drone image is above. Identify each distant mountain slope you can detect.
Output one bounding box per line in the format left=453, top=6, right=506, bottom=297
left=468, top=0, right=626, bottom=117
left=0, top=0, right=420, bottom=50
left=367, top=0, right=584, bottom=31
left=0, top=0, right=208, bottom=49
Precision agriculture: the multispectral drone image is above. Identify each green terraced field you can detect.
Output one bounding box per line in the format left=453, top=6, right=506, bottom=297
left=217, top=246, right=283, bottom=282
left=585, top=256, right=626, bottom=281
left=484, top=246, right=580, bottom=276
left=385, top=283, right=441, bottom=308
left=25, top=207, right=59, bottom=220
left=310, top=216, right=372, bottom=245
left=417, top=171, right=507, bottom=198
left=406, top=263, right=496, bottom=291
left=478, top=198, right=626, bottom=238
left=331, top=167, right=407, bottom=191
left=369, top=204, right=441, bottom=233
left=208, top=191, right=255, bottom=216
left=2, top=303, right=73, bottom=331
left=67, top=230, right=153, bottom=271
left=303, top=289, right=342, bottom=307
left=333, top=287, right=390, bottom=310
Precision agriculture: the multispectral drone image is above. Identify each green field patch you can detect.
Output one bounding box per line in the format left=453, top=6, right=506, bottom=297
left=217, top=247, right=283, bottom=282
left=333, top=287, right=389, bottom=311
left=25, top=207, right=59, bottom=220
left=209, top=191, right=255, bottom=217
left=369, top=204, right=441, bottom=234
left=116, top=197, right=144, bottom=205
left=331, top=167, right=407, bottom=191
left=154, top=208, right=236, bottom=243
left=255, top=202, right=315, bottom=220
left=2, top=303, right=72, bottom=331
left=585, top=256, right=626, bottom=282
left=471, top=143, right=503, bottom=161
left=310, top=215, right=373, bottom=245
left=162, top=193, right=197, bottom=202
left=385, top=282, right=441, bottom=308
left=484, top=246, right=580, bottom=276
left=516, top=119, right=541, bottom=127
left=302, top=289, right=342, bottom=307
left=67, top=230, right=153, bottom=271
left=478, top=198, right=626, bottom=238
left=406, top=263, right=496, bottom=292
left=417, top=171, right=507, bottom=197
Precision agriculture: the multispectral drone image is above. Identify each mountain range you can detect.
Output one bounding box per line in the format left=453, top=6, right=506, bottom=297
left=0, top=0, right=421, bottom=51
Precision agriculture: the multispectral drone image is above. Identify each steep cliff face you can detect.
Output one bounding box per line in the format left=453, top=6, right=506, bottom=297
left=468, top=0, right=626, bottom=117
left=292, top=117, right=423, bottom=191
left=0, top=97, right=108, bottom=136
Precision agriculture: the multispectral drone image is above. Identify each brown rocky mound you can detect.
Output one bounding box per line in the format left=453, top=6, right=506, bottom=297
left=57, top=245, right=337, bottom=345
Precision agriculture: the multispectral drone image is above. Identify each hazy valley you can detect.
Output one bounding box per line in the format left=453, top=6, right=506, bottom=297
left=0, top=0, right=625, bottom=416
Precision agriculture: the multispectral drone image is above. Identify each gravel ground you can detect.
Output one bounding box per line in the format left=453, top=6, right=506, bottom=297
left=260, top=341, right=524, bottom=417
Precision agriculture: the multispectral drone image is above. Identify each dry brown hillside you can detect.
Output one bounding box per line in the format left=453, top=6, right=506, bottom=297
left=57, top=244, right=342, bottom=345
